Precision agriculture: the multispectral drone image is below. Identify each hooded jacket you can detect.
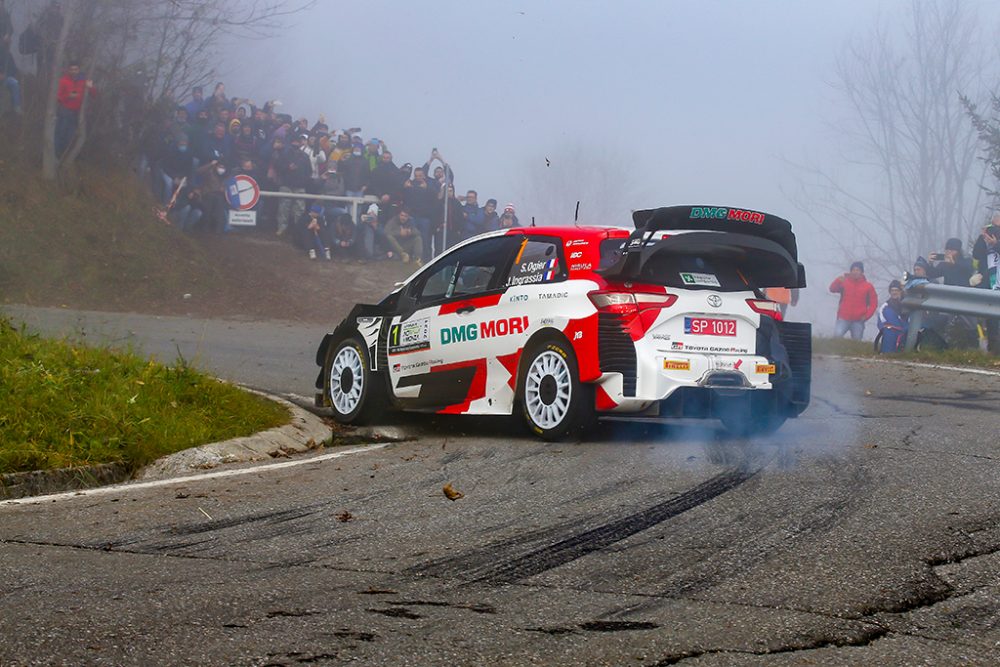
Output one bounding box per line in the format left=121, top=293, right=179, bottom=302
left=57, top=73, right=93, bottom=112
left=829, top=273, right=878, bottom=322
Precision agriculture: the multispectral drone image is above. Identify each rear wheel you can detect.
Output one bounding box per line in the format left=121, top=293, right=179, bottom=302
left=325, top=336, right=384, bottom=424
left=519, top=340, right=591, bottom=441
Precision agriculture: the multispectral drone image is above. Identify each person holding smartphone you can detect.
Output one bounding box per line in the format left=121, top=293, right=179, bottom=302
left=926, top=237, right=973, bottom=286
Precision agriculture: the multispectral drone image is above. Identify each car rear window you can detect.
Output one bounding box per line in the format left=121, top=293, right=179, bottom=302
left=638, top=253, right=750, bottom=291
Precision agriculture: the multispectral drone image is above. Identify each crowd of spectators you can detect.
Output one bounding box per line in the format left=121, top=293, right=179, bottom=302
left=142, top=82, right=523, bottom=267
left=831, top=219, right=1000, bottom=354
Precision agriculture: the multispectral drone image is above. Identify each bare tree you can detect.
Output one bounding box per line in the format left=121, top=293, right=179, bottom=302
left=963, top=93, right=1000, bottom=207
left=790, top=0, right=995, bottom=279
left=517, top=143, right=646, bottom=228
left=39, top=0, right=315, bottom=180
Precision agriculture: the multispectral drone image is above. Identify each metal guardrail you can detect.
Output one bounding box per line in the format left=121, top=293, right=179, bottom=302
left=900, top=282, right=1000, bottom=350
left=258, top=191, right=378, bottom=222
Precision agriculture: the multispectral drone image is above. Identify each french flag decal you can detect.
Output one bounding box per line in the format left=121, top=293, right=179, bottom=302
left=543, top=259, right=558, bottom=281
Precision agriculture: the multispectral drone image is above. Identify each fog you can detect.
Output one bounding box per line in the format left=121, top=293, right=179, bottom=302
left=204, top=1, right=997, bottom=330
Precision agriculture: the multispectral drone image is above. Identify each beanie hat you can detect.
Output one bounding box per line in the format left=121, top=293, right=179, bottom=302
left=486, top=198, right=497, bottom=206
left=888, top=279, right=903, bottom=292
left=945, top=237, right=962, bottom=252
left=309, top=204, right=324, bottom=215
left=913, top=256, right=930, bottom=270
left=503, top=203, right=516, bottom=213
left=850, top=261, right=864, bottom=272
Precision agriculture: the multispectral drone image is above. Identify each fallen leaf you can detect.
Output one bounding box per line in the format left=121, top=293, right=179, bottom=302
left=335, top=511, right=353, bottom=522
left=863, top=443, right=878, bottom=449
left=443, top=483, right=464, bottom=501
left=864, top=390, right=873, bottom=396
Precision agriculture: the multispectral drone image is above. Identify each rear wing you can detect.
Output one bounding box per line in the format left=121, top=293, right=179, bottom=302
left=599, top=205, right=806, bottom=289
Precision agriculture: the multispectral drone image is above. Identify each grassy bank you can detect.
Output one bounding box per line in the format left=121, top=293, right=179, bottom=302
left=0, top=160, right=218, bottom=312
left=813, top=337, right=1000, bottom=370
left=0, top=318, right=289, bottom=474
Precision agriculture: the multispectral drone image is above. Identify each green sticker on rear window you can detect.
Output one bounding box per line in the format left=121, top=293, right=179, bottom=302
left=680, top=272, right=721, bottom=287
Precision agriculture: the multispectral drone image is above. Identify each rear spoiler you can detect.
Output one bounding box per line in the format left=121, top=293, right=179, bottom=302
left=598, top=231, right=807, bottom=289
left=632, top=205, right=801, bottom=262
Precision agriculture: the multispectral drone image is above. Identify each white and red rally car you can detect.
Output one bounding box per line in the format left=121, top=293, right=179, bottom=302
left=315, top=205, right=811, bottom=439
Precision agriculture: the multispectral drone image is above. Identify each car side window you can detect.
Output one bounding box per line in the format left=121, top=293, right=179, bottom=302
left=506, top=238, right=566, bottom=287
left=413, top=236, right=518, bottom=306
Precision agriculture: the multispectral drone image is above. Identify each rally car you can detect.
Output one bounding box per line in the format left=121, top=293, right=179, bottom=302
left=315, top=205, right=811, bottom=439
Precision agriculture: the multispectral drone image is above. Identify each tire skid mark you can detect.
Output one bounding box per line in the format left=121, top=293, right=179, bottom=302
left=412, top=466, right=762, bottom=584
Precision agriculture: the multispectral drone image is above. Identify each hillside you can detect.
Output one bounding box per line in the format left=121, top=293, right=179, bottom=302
left=0, top=164, right=411, bottom=323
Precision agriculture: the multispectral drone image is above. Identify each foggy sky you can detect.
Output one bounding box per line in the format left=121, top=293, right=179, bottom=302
left=222, top=1, right=994, bottom=329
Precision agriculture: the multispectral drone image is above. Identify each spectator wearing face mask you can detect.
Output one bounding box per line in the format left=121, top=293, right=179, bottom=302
left=196, top=159, right=230, bottom=234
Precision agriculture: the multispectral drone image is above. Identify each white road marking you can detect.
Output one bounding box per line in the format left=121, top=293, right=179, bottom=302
left=0, top=443, right=389, bottom=508
left=830, top=354, right=1000, bottom=377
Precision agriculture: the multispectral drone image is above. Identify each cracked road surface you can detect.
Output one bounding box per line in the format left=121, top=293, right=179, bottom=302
left=2, top=308, right=1000, bottom=665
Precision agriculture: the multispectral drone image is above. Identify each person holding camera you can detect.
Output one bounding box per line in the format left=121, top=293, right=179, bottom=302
left=926, top=238, right=973, bottom=286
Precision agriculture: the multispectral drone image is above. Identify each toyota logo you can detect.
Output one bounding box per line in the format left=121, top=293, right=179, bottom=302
left=707, top=295, right=723, bottom=308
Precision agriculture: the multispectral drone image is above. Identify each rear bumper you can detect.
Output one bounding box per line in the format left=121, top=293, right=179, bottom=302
left=594, top=352, right=774, bottom=413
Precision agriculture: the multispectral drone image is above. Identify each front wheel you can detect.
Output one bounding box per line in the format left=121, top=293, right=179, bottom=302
left=325, top=336, right=384, bottom=424
left=519, top=340, right=592, bottom=441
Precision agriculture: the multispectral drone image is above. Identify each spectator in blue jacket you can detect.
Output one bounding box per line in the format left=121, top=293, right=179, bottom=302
left=462, top=190, right=485, bottom=237
left=877, top=280, right=907, bottom=353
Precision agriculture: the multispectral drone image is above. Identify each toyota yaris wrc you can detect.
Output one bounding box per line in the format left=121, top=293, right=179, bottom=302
left=315, top=205, right=811, bottom=439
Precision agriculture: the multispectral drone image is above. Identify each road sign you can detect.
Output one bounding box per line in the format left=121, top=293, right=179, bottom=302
left=225, top=175, right=260, bottom=211
left=228, top=210, right=258, bottom=227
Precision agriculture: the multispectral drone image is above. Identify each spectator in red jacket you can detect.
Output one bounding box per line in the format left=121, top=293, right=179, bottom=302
left=55, top=61, right=94, bottom=156
left=829, top=261, right=878, bottom=340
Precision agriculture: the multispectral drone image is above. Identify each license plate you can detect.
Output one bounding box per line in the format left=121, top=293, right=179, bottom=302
left=684, top=317, right=736, bottom=336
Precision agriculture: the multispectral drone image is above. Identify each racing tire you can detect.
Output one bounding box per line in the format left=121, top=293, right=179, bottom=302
left=718, top=391, right=788, bottom=438
left=519, top=339, right=592, bottom=441
left=324, top=336, right=385, bottom=425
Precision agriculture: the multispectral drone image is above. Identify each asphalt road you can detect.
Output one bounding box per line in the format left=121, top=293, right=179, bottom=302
left=2, top=306, right=999, bottom=666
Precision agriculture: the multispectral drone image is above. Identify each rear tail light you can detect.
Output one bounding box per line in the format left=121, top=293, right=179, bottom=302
left=746, top=298, right=783, bottom=321
left=588, top=291, right=678, bottom=316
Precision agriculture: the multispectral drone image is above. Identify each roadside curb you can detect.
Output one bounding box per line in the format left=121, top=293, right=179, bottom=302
left=137, top=391, right=330, bottom=480
left=0, top=391, right=331, bottom=500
